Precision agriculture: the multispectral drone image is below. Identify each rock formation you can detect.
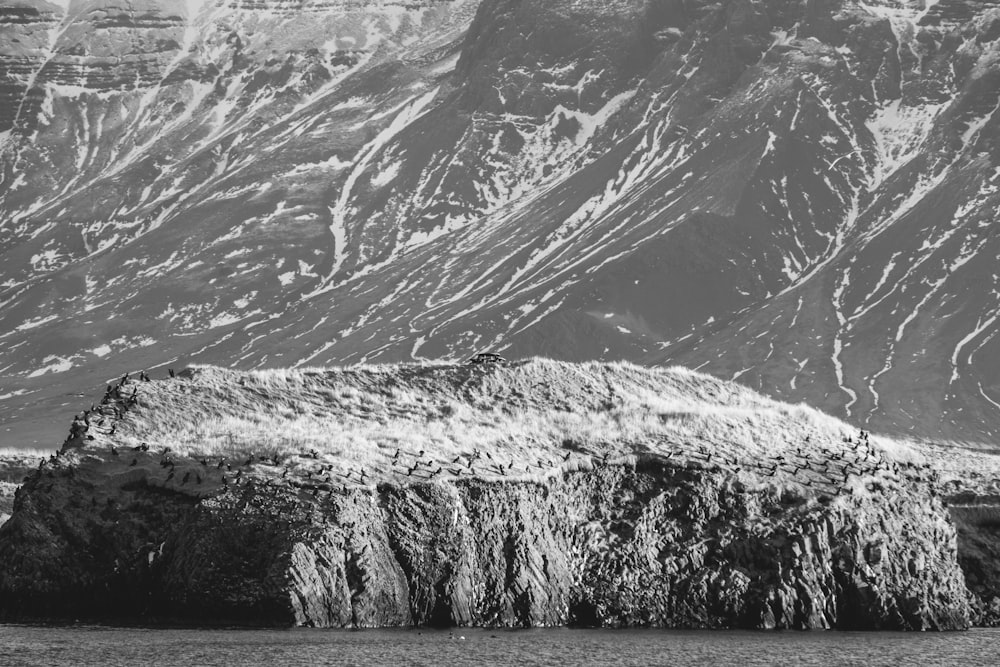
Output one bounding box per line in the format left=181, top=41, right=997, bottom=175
left=0, top=360, right=973, bottom=628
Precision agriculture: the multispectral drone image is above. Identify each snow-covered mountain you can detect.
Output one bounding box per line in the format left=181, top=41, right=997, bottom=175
left=1, top=0, right=999, bottom=446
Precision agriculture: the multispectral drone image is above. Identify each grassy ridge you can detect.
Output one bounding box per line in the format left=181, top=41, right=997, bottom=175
left=56, top=358, right=949, bottom=497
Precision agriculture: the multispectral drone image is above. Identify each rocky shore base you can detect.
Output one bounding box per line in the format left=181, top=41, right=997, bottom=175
left=0, top=450, right=970, bottom=629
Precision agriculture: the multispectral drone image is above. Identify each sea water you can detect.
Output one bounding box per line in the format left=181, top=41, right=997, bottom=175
left=2, top=625, right=999, bottom=666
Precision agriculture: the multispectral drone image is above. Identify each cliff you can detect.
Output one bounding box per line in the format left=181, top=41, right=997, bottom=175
left=0, top=359, right=973, bottom=628
left=919, top=439, right=1000, bottom=626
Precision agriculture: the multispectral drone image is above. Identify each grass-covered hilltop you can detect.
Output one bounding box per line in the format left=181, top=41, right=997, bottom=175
left=0, top=358, right=987, bottom=628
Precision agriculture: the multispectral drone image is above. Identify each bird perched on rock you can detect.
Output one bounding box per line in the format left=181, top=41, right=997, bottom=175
left=467, top=352, right=508, bottom=366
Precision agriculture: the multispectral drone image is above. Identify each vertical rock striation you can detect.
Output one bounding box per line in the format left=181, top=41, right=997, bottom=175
left=0, top=378, right=973, bottom=630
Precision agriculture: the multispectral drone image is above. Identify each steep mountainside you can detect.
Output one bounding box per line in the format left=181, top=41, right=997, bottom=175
left=0, top=360, right=975, bottom=628
left=2, top=0, right=1000, bottom=445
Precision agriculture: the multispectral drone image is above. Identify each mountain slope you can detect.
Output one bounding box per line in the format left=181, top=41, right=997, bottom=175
left=2, top=0, right=1000, bottom=446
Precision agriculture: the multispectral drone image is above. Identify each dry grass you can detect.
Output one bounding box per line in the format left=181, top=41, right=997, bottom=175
left=57, top=357, right=943, bottom=495
left=103, top=359, right=833, bottom=462
left=911, top=439, right=1000, bottom=496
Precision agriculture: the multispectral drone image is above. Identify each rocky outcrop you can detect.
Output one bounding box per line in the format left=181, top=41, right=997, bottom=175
left=0, top=450, right=971, bottom=629
left=947, top=496, right=1000, bottom=626
left=0, top=361, right=974, bottom=628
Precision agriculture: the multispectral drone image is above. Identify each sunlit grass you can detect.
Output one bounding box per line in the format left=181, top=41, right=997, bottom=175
left=74, top=357, right=911, bottom=490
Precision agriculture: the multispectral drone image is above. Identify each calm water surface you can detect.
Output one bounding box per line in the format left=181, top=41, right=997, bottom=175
left=1, top=625, right=998, bottom=666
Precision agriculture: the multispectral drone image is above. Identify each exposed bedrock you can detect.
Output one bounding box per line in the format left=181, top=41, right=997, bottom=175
left=0, top=452, right=971, bottom=629
left=948, top=496, right=1000, bottom=626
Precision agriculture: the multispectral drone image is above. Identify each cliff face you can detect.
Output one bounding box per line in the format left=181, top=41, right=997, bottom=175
left=949, top=500, right=1000, bottom=626
left=0, top=450, right=970, bottom=629
left=0, top=360, right=973, bottom=628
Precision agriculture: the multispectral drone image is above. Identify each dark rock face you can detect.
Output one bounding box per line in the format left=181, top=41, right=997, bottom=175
left=0, top=452, right=971, bottom=629
left=948, top=497, right=1000, bottom=627
left=0, top=0, right=61, bottom=131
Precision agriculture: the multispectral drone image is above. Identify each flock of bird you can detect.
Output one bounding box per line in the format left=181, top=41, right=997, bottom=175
left=63, top=369, right=158, bottom=446
left=95, top=426, right=932, bottom=506
left=44, top=365, right=936, bottom=506
left=673, top=429, right=937, bottom=495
